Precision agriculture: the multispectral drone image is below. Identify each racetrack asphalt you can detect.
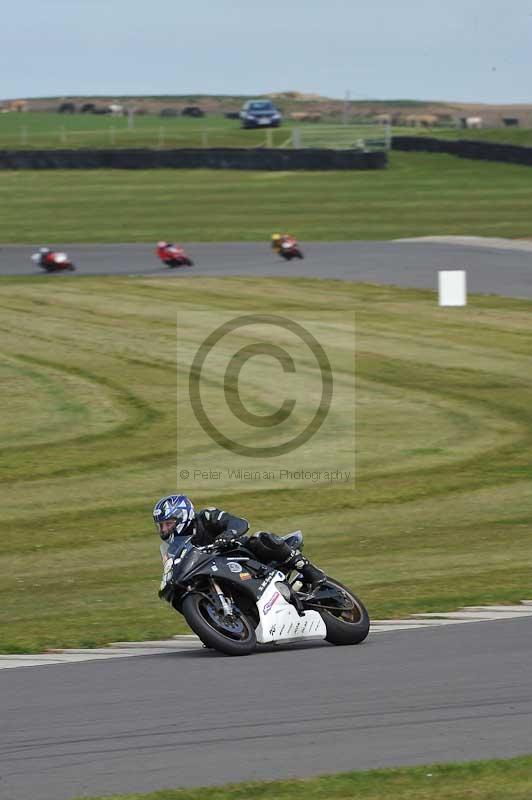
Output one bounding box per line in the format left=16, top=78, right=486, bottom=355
left=1, top=618, right=531, bottom=800
left=1, top=240, right=532, bottom=298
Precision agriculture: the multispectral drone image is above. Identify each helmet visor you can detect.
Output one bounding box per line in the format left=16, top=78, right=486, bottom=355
left=154, top=508, right=188, bottom=539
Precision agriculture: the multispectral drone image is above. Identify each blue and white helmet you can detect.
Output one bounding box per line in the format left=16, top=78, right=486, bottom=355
left=153, top=494, right=195, bottom=541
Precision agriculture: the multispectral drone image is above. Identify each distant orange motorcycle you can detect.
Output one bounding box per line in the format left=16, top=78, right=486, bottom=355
left=271, top=233, right=304, bottom=261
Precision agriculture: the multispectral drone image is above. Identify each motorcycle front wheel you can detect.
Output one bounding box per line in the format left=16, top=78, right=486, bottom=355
left=314, top=579, right=370, bottom=645
left=182, top=592, right=257, bottom=656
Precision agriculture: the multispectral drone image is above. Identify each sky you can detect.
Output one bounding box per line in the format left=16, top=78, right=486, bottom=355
left=3, top=0, right=532, bottom=104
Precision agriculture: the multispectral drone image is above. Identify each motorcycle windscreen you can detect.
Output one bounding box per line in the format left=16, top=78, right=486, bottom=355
left=160, top=534, right=192, bottom=562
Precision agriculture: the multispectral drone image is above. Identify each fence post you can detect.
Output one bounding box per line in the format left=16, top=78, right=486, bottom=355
left=201, top=131, right=209, bottom=147
left=20, top=126, right=28, bottom=146
left=59, top=127, right=66, bottom=144
left=384, top=120, right=391, bottom=151
left=158, top=127, right=165, bottom=148
left=266, top=129, right=273, bottom=148
left=292, top=128, right=301, bottom=149
left=110, top=127, right=116, bottom=145
left=342, top=90, right=351, bottom=125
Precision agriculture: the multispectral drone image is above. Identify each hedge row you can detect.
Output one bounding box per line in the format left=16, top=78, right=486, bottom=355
left=392, top=136, right=532, bottom=166
left=0, top=148, right=386, bottom=170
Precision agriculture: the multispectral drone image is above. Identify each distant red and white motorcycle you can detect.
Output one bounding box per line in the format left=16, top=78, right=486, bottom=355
left=274, top=235, right=304, bottom=261
left=156, top=241, right=194, bottom=268
left=32, top=247, right=76, bottom=272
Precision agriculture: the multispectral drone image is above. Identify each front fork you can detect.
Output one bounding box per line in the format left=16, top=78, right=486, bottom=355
left=210, top=578, right=234, bottom=616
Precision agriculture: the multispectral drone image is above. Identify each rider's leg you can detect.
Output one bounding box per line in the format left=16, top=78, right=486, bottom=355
left=248, top=532, right=325, bottom=589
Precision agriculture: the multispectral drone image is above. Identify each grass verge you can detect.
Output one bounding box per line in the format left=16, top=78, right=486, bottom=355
left=75, top=755, right=532, bottom=800
left=1, top=152, right=532, bottom=241
left=1, top=276, right=531, bottom=652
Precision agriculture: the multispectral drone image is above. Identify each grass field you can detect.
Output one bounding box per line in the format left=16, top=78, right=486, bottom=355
left=0, top=113, right=294, bottom=150
left=1, top=276, right=532, bottom=653
left=1, top=151, right=532, bottom=242
left=75, top=755, right=532, bottom=800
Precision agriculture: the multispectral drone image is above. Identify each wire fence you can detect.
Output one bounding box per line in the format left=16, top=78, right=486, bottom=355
left=0, top=122, right=391, bottom=151
left=291, top=123, right=391, bottom=152
left=0, top=127, right=280, bottom=150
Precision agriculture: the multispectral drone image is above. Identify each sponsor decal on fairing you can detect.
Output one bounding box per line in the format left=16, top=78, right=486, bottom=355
left=263, top=591, right=281, bottom=615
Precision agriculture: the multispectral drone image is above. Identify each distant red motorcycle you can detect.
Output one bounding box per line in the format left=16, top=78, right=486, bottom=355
left=31, top=247, right=76, bottom=272
left=32, top=248, right=76, bottom=272
left=275, top=235, right=304, bottom=261
left=156, top=241, right=194, bottom=268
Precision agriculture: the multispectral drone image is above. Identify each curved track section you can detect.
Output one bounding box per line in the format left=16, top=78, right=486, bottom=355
left=1, top=241, right=532, bottom=298
left=1, top=619, right=532, bottom=800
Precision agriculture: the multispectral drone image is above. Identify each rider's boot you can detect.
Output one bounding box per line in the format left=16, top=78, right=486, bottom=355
left=249, top=532, right=326, bottom=590
left=283, top=550, right=325, bottom=590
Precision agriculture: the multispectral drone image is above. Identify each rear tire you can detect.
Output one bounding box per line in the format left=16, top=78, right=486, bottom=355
left=182, top=592, right=257, bottom=656
left=317, top=579, right=370, bottom=645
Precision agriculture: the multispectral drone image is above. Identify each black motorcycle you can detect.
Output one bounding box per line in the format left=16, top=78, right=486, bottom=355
left=159, top=531, right=370, bottom=656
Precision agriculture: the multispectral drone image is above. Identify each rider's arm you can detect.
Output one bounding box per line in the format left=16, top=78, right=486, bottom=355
left=196, top=508, right=249, bottom=544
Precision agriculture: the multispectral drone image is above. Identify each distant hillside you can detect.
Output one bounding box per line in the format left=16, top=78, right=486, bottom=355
left=5, top=92, right=446, bottom=115
left=4, top=93, right=532, bottom=126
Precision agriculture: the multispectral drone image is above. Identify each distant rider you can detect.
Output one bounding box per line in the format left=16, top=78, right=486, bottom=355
left=271, top=233, right=282, bottom=253
left=156, top=241, right=174, bottom=259
left=271, top=232, right=295, bottom=254
left=153, top=494, right=325, bottom=590
left=35, top=247, right=52, bottom=267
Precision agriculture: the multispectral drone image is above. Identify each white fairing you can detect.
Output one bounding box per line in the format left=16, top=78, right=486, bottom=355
left=255, top=571, right=327, bottom=644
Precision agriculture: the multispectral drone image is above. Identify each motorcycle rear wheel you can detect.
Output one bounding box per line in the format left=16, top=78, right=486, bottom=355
left=316, top=579, right=370, bottom=645
left=182, top=592, right=257, bottom=656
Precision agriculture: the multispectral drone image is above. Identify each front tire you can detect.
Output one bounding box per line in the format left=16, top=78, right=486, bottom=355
left=317, top=579, right=370, bottom=645
left=182, top=592, right=257, bottom=656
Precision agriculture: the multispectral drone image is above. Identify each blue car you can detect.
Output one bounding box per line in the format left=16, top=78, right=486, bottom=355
left=240, top=99, right=282, bottom=129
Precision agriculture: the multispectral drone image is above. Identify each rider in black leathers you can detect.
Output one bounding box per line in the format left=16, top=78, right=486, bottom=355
left=153, top=494, right=325, bottom=589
